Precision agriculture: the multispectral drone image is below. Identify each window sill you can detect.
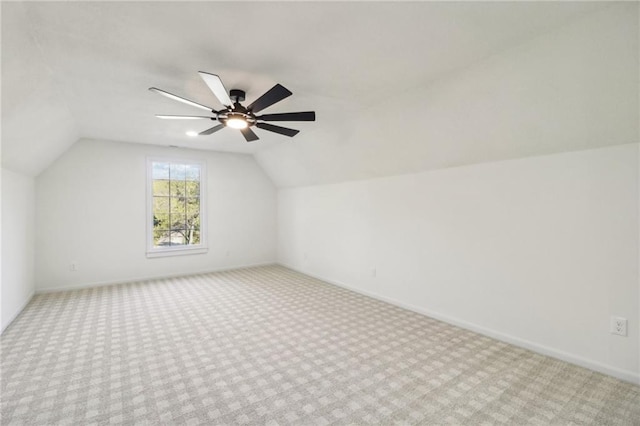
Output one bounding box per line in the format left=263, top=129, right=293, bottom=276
left=146, top=246, right=208, bottom=258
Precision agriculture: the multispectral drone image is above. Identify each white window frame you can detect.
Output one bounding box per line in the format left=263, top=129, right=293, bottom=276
left=146, top=157, right=208, bottom=258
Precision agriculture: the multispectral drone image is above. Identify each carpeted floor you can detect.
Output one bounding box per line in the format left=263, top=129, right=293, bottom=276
left=1, top=265, right=639, bottom=425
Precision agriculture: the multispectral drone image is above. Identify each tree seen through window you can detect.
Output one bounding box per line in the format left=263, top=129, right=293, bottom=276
left=152, top=162, right=201, bottom=247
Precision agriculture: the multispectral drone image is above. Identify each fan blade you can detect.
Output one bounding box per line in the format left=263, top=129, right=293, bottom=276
left=240, top=127, right=259, bottom=142
left=198, top=72, right=233, bottom=107
left=247, top=84, right=292, bottom=113
left=199, top=124, right=225, bottom=135
left=149, top=87, right=214, bottom=112
left=257, top=111, right=315, bottom=122
left=156, top=115, right=214, bottom=120
left=256, top=122, right=300, bottom=137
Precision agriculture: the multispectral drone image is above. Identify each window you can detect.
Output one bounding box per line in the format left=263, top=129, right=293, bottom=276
left=147, top=159, right=207, bottom=257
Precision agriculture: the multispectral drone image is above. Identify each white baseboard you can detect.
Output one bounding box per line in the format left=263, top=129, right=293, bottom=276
left=278, top=262, right=640, bottom=386
left=36, top=261, right=276, bottom=294
left=1, top=290, right=35, bottom=335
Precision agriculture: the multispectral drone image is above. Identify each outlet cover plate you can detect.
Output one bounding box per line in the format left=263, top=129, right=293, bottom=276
left=610, top=316, right=628, bottom=336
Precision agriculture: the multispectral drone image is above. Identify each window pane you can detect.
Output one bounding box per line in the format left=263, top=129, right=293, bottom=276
left=170, top=214, right=187, bottom=230
left=188, top=231, right=200, bottom=245
left=169, top=231, right=187, bottom=246
left=185, top=165, right=200, bottom=181
left=185, top=181, right=200, bottom=198
left=170, top=197, right=185, bottom=214
left=186, top=221, right=200, bottom=234
left=153, top=229, right=172, bottom=247
left=153, top=179, right=170, bottom=196
left=152, top=162, right=170, bottom=180
left=180, top=228, right=198, bottom=245
left=153, top=196, right=170, bottom=213
left=169, top=164, right=186, bottom=180
left=153, top=213, right=170, bottom=230
left=186, top=198, right=200, bottom=230
left=170, top=179, right=186, bottom=197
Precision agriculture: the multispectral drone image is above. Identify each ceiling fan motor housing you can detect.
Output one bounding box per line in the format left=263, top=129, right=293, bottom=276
left=217, top=98, right=256, bottom=128
left=230, top=89, right=246, bottom=103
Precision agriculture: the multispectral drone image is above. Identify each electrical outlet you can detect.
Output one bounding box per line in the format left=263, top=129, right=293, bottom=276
left=371, top=268, right=377, bottom=278
left=69, top=261, right=79, bottom=272
left=610, top=316, right=627, bottom=336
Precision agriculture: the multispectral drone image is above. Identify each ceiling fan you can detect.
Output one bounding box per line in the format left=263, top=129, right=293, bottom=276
left=149, top=72, right=315, bottom=142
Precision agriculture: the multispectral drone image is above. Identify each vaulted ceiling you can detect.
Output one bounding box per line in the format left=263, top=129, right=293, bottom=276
left=2, top=2, right=637, bottom=186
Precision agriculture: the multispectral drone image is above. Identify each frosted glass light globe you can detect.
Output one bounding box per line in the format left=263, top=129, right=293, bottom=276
left=226, top=118, right=248, bottom=129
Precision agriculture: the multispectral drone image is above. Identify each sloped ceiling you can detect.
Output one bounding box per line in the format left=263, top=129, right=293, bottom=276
left=2, top=3, right=79, bottom=176
left=2, top=2, right=636, bottom=185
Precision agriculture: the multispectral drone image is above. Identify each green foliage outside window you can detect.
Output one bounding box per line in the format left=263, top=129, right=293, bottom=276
left=152, top=162, right=201, bottom=247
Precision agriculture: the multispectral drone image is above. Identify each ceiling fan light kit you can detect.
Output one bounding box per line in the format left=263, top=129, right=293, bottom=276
left=150, top=72, right=315, bottom=142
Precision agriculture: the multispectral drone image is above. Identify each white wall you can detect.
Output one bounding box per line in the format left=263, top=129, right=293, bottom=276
left=256, top=3, right=638, bottom=187
left=36, top=139, right=277, bottom=291
left=1, top=168, right=36, bottom=332
left=278, top=144, right=639, bottom=383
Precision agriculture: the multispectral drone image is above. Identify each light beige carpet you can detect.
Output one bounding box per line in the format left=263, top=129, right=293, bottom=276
left=1, top=265, right=639, bottom=425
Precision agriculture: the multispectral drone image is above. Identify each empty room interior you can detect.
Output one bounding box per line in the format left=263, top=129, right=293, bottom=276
left=2, top=1, right=639, bottom=424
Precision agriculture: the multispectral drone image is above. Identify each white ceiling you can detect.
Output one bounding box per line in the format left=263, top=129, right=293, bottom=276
left=2, top=1, right=636, bottom=185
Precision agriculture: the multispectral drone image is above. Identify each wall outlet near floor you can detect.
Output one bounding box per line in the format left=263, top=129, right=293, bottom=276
left=69, top=261, right=79, bottom=272
left=610, top=316, right=627, bottom=336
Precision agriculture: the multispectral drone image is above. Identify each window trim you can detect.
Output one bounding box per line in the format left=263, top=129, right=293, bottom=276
left=146, top=157, right=208, bottom=258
